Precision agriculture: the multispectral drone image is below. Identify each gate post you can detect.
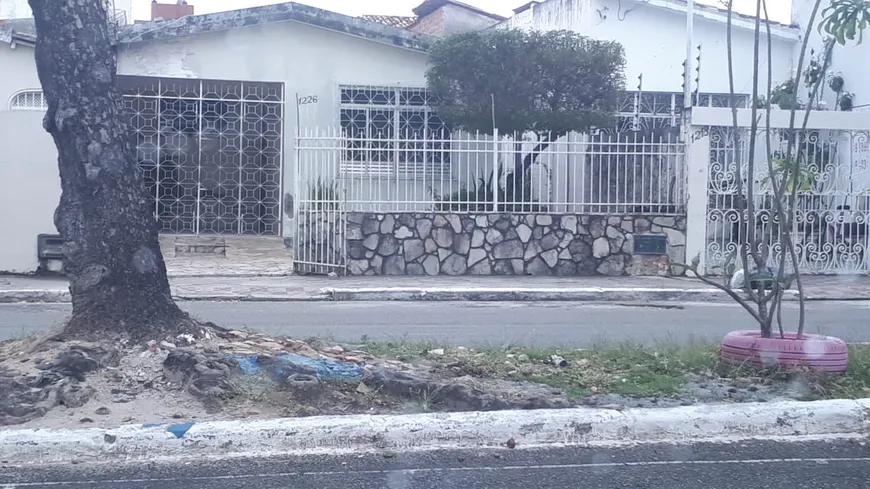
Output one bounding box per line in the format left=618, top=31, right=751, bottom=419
left=685, top=126, right=710, bottom=275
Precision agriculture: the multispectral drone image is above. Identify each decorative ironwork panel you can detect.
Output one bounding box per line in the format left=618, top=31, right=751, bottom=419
left=705, top=126, right=870, bottom=275
left=121, top=76, right=284, bottom=236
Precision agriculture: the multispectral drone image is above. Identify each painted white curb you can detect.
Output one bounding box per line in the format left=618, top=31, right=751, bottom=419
left=1, top=399, right=869, bottom=465
left=323, top=286, right=737, bottom=302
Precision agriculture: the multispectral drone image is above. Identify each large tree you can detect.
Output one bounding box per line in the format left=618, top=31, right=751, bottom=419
left=426, top=29, right=625, bottom=203
left=29, top=0, right=196, bottom=340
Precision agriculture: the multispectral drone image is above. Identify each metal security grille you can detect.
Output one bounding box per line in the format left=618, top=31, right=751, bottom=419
left=337, top=85, right=450, bottom=177
left=120, top=76, right=284, bottom=235
left=8, top=90, right=48, bottom=111
left=615, top=92, right=751, bottom=132
left=705, top=126, right=870, bottom=275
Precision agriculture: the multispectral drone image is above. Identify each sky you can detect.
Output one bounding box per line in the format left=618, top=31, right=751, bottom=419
left=132, top=0, right=792, bottom=24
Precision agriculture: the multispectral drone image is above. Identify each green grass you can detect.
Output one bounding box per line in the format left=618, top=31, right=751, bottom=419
left=358, top=339, right=870, bottom=401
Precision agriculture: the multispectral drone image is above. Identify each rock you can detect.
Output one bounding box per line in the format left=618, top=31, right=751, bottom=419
left=378, top=236, right=399, bottom=256
left=453, top=233, right=471, bottom=255
left=356, top=382, right=374, bottom=394
left=493, top=260, right=515, bottom=275
left=347, top=240, right=367, bottom=260
left=347, top=223, right=363, bottom=240
left=79, top=417, right=94, bottom=424
left=406, top=263, right=426, bottom=275
left=398, top=213, right=416, bottom=227
left=526, top=257, right=551, bottom=275
left=511, top=259, right=524, bottom=273
left=516, top=224, right=532, bottom=243
left=621, top=220, right=634, bottom=233
left=634, top=218, right=651, bottom=233
left=59, top=382, right=95, bottom=408
left=485, top=228, right=504, bottom=245
left=597, top=255, right=627, bottom=276
left=592, top=237, right=610, bottom=258
left=559, top=249, right=571, bottom=260
left=438, top=248, right=452, bottom=262
left=416, top=218, right=433, bottom=238
left=380, top=215, right=395, bottom=234
left=653, top=216, right=676, bottom=227
left=569, top=239, right=591, bottom=260
left=532, top=226, right=544, bottom=240
left=284, top=374, right=322, bottom=401
left=432, top=227, right=454, bottom=248
left=468, top=248, right=487, bottom=267
left=362, top=217, right=380, bottom=235
left=589, top=217, right=606, bottom=238
left=428, top=348, right=445, bottom=357
left=422, top=255, right=440, bottom=275
left=425, top=238, right=438, bottom=253
left=403, top=239, right=425, bottom=262
left=609, top=235, right=626, bottom=254
left=446, top=215, right=462, bottom=233
left=475, top=216, right=488, bottom=228
left=434, top=215, right=449, bottom=228
left=469, top=260, right=492, bottom=275
left=536, top=215, right=553, bottom=226
left=363, top=234, right=379, bottom=251
left=383, top=255, right=406, bottom=275
left=442, top=254, right=468, bottom=275
left=172, top=412, right=185, bottom=419
left=541, top=249, right=559, bottom=267
left=524, top=240, right=542, bottom=260
left=663, top=227, right=686, bottom=246
left=517, top=354, right=530, bottom=362
left=370, top=255, right=383, bottom=274
left=95, top=406, right=110, bottom=416
left=471, top=229, right=485, bottom=248
left=540, top=232, right=561, bottom=251
left=560, top=216, right=577, bottom=234
left=348, top=259, right=369, bottom=275
left=228, top=330, right=248, bottom=339
left=494, top=218, right=511, bottom=231
left=394, top=226, right=414, bottom=239
left=160, top=341, right=177, bottom=351
left=493, top=240, right=524, bottom=259
left=555, top=260, right=577, bottom=276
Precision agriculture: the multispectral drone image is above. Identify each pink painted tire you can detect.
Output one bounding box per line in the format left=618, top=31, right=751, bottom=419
left=719, top=331, right=849, bottom=374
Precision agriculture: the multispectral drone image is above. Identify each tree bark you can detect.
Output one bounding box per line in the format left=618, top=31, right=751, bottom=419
left=29, top=0, right=193, bottom=340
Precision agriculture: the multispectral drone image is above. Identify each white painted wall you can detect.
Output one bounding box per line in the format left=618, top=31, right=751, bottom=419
left=0, top=110, right=59, bottom=273
left=503, top=0, right=799, bottom=94
left=0, top=43, right=40, bottom=107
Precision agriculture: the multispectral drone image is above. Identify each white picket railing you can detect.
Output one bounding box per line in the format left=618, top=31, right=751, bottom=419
left=295, top=128, right=686, bottom=215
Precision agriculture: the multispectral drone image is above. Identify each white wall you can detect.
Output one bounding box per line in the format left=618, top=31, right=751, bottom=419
left=0, top=111, right=59, bottom=273
left=0, top=43, right=40, bottom=109
left=503, top=0, right=799, bottom=94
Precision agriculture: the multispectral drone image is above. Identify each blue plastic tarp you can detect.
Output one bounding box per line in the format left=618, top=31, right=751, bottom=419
left=232, top=353, right=363, bottom=381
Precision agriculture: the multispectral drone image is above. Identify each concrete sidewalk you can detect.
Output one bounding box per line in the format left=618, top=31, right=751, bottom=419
left=1, top=274, right=869, bottom=303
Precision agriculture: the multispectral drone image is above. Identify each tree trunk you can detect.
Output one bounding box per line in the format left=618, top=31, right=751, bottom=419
left=29, top=0, right=193, bottom=340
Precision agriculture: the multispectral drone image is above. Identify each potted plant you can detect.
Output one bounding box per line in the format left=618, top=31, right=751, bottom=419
left=679, top=0, right=864, bottom=374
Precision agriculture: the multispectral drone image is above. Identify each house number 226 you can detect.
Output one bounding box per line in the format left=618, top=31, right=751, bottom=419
left=297, top=95, right=318, bottom=105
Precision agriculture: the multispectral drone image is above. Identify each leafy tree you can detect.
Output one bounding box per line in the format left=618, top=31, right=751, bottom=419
left=28, top=0, right=199, bottom=340
left=426, top=29, right=625, bottom=201
left=820, top=0, right=870, bottom=45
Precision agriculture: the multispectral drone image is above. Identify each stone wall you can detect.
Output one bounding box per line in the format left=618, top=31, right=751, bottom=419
left=346, top=212, right=686, bottom=276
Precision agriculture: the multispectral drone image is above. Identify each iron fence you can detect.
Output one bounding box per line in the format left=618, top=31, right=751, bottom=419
left=295, top=128, right=686, bottom=215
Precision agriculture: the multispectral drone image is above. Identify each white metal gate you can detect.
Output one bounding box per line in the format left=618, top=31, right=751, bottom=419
left=293, top=129, right=347, bottom=275
left=121, top=76, right=285, bottom=236
left=705, top=125, right=870, bottom=275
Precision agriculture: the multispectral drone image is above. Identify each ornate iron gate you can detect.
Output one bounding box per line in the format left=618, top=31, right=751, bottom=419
left=293, top=129, right=347, bottom=275
left=120, top=75, right=284, bottom=236
left=705, top=126, right=870, bottom=275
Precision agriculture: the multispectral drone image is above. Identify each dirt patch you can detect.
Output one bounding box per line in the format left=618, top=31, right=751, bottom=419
left=0, top=331, right=571, bottom=430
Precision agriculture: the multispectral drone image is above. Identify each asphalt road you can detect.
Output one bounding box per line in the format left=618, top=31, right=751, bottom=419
left=1, top=300, right=869, bottom=347
left=1, top=439, right=868, bottom=488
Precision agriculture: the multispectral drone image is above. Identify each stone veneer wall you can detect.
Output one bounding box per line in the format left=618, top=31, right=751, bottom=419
left=346, top=213, right=686, bottom=276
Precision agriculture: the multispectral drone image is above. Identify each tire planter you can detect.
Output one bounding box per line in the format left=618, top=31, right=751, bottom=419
left=720, top=331, right=849, bottom=374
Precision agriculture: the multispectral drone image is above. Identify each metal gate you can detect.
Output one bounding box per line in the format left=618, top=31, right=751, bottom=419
left=293, top=128, right=347, bottom=275
left=120, top=75, right=284, bottom=236
left=705, top=125, right=870, bottom=275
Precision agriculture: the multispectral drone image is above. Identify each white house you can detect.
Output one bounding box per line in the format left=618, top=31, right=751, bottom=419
left=1, top=0, right=867, bottom=276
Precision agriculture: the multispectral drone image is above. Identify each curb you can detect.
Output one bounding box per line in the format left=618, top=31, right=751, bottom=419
left=323, top=286, right=734, bottom=302
left=1, top=399, right=869, bottom=465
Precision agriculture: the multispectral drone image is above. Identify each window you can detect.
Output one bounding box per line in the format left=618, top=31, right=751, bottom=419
left=8, top=90, right=48, bottom=111
left=338, top=85, right=450, bottom=176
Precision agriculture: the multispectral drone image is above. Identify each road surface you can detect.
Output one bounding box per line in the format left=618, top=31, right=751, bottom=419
left=0, top=439, right=867, bottom=488
left=1, top=300, right=868, bottom=346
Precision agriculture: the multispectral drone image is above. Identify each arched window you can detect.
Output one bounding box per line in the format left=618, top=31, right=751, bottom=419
left=8, top=90, right=48, bottom=111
